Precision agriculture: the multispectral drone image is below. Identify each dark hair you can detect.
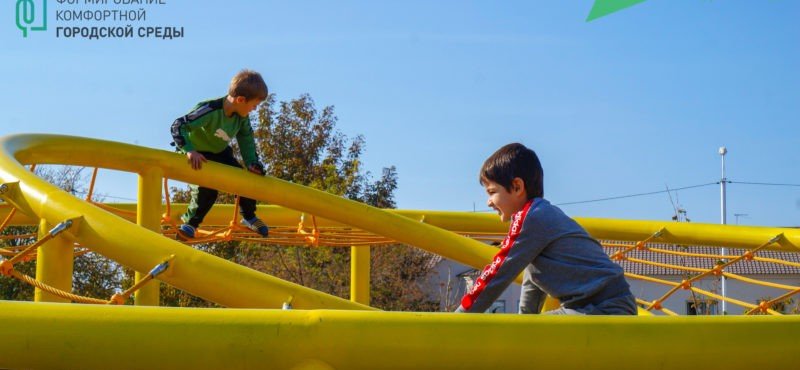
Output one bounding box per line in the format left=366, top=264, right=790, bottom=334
left=229, top=69, right=268, bottom=101
left=479, top=143, right=543, bottom=199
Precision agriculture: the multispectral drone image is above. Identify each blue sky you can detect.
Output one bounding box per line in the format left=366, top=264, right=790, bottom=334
left=1, top=1, right=798, bottom=227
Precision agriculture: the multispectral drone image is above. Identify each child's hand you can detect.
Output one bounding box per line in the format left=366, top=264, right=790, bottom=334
left=186, top=151, right=207, bottom=170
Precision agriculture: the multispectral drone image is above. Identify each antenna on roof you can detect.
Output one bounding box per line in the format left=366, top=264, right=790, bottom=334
left=666, top=184, right=678, bottom=220
left=666, top=184, right=690, bottom=222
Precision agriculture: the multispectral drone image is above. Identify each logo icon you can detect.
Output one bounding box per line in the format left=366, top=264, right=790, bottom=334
left=587, top=0, right=647, bottom=21
left=16, top=0, right=47, bottom=38
left=214, top=129, right=232, bottom=142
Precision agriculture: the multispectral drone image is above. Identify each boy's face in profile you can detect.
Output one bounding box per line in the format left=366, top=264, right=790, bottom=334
left=484, top=178, right=528, bottom=222
left=232, top=96, right=264, bottom=116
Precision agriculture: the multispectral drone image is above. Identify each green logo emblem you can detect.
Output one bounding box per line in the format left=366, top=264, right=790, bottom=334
left=587, top=0, right=647, bottom=21
left=16, top=0, right=47, bottom=38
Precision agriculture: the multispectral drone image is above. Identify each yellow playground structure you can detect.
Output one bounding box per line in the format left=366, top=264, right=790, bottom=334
left=1, top=134, right=799, bottom=369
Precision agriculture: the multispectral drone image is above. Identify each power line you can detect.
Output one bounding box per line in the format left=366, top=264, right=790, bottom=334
left=555, top=182, right=718, bottom=206
left=470, top=182, right=719, bottom=212
left=469, top=178, right=798, bottom=212
left=729, top=181, right=800, bottom=188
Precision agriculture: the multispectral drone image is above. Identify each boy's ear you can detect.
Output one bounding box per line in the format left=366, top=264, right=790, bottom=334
left=511, top=177, right=526, bottom=195
left=234, top=96, right=246, bottom=104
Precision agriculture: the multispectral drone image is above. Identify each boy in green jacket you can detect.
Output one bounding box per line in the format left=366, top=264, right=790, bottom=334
left=170, top=69, right=269, bottom=240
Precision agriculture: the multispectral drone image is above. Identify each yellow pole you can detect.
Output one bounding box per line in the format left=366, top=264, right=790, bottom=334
left=135, top=167, right=163, bottom=306
left=34, top=219, right=72, bottom=303
left=350, top=245, right=370, bottom=305
left=2, top=300, right=800, bottom=370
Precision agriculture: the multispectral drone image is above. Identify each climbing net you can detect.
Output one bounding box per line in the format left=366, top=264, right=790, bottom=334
left=604, top=233, right=800, bottom=315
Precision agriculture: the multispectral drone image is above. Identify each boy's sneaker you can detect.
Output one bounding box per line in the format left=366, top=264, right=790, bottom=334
left=241, top=217, right=269, bottom=237
left=176, top=224, right=196, bottom=240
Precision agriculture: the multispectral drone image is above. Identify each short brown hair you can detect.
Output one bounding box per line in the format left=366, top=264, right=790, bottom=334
left=228, top=69, right=268, bottom=101
left=479, top=143, right=544, bottom=199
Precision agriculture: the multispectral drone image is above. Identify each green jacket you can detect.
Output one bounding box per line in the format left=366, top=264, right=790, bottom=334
left=170, top=96, right=259, bottom=165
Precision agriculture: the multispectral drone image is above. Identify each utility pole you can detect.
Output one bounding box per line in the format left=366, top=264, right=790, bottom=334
left=734, top=213, right=748, bottom=225
left=719, top=146, right=728, bottom=315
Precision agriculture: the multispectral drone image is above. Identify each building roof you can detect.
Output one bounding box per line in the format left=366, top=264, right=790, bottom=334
left=606, top=242, right=800, bottom=276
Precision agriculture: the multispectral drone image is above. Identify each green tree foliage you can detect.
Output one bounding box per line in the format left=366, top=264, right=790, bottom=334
left=73, top=251, right=124, bottom=300
left=0, top=228, right=36, bottom=300
left=253, top=94, right=397, bottom=204
left=167, top=93, right=437, bottom=310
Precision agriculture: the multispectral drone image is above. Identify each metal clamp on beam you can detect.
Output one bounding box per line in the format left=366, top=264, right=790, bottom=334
left=48, top=219, right=73, bottom=237
left=148, top=254, right=175, bottom=278
left=148, top=260, right=170, bottom=278
left=768, top=233, right=784, bottom=245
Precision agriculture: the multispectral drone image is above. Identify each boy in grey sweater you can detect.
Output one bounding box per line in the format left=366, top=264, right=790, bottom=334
left=455, top=143, right=636, bottom=315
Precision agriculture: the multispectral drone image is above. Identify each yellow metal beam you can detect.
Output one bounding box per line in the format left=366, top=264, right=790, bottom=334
left=3, top=202, right=798, bottom=253
left=350, top=245, right=370, bottom=305
left=0, top=134, right=518, bottom=302
left=0, top=134, right=372, bottom=310
left=4, top=134, right=799, bottom=313
left=134, top=167, right=162, bottom=306
left=0, top=300, right=798, bottom=370
left=33, top=219, right=73, bottom=303
left=1, top=135, right=503, bottom=265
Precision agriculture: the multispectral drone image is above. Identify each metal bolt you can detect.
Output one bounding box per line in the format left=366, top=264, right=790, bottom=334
left=0, top=184, right=8, bottom=195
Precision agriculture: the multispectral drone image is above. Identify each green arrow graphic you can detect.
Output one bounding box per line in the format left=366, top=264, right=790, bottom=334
left=587, top=0, right=647, bottom=21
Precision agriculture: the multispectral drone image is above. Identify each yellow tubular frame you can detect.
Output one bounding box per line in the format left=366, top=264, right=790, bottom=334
left=2, top=134, right=800, bottom=370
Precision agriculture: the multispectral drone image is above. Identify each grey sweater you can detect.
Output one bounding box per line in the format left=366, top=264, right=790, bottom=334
left=456, top=198, right=636, bottom=315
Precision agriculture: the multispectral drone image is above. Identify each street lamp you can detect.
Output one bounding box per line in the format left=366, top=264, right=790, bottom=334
left=719, top=146, right=728, bottom=314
